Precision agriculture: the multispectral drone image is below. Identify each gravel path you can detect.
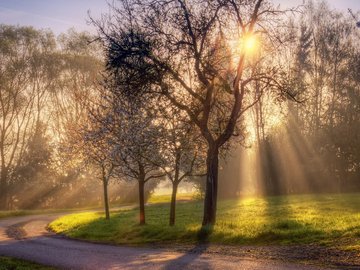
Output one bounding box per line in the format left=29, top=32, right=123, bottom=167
left=0, top=213, right=335, bottom=270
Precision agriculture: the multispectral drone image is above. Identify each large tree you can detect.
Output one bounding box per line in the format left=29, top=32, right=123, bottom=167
left=94, top=0, right=290, bottom=225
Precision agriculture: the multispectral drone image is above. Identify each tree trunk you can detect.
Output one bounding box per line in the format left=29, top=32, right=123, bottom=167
left=103, top=178, right=110, bottom=220
left=0, top=169, right=8, bottom=210
left=138, top=179, right=146, bottom=225
left=169, top=181, right=179, bottom=226
left=202, top=145, right=219, bottom=226
left=0, top=190, right=7, bottom=210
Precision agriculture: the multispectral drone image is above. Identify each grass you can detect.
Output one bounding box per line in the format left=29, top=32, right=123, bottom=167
left=0, top=257, right=55, bottom=270
left=49, top=193, right=360, bottom=248
left=147, top=192, right=196, bottom=204
left=0, top=203, right=133, bottom=220
left=0, top=193, right=194, bottom=220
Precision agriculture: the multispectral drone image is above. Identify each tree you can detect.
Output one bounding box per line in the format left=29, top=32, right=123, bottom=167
left=78, top=97, right=118, bottom=220
left=0, top=25, right=56, bottom=209
left=50, top=29, right=102, bottom=142
left=104, top=92, right=165, bottom=225
left=54, top=32, right=115, bottom=217
left=155, top=104, right=206, bottom=225
left=12, top=121, right=53, bottom=209
left=93, top=0, right=290, bottom=225
left=82, top=129, right=116, bottom=219
left=48, top=29, right=106, bottom=209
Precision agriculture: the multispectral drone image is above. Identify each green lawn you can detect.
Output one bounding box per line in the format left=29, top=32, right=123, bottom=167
left=147, top=192, right=196, bottom=204
left=0, top=204, right=128, bottom=220
left=0, top=257, right=55, bottom=270
left=49, top=193, right=360, bottom=249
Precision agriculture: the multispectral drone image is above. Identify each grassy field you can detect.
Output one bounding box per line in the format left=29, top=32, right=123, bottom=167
left=0, top=257, right=55, bottom=270
left=0, top=194, right=195, bottom=220
left=49, top=193, right=360, bottom=249
left=147, top=192, right=196, bottom=204
left=0, top=203, right=131, bottom=220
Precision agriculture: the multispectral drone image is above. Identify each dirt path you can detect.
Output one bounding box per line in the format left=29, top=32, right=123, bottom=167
left=0, top=213, right=339, bottom=270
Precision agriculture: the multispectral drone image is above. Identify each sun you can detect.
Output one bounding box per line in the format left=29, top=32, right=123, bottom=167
left=228, top=33, right=259, bottom=63
left=243, top=35, right=257, bottom=53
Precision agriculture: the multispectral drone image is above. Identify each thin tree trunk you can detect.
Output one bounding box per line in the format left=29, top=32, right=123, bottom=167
left=0, top=169, right=8, bottom=210
left=103, top=178, right=110, bottom=220
left=0, top=190, right=7, bottom=210
left=169, top=181, right=179, bottom=226
left=202, top=145, right=219, bottom=226
left=139, top=179, right=146, bottom=225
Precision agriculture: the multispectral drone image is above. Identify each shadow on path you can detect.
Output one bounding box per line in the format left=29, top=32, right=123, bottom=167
left=162, top=226, right=212, bottom=270
left=162, top=243, right=210, bottom=270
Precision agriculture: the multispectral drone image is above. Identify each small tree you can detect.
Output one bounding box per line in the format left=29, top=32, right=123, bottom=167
left=155, top=105, right=206, bottom=226
left=81, top=122, right=117, bottom=220
left=106, top=93, right=165, bottom=225
left=59, top=74, right=117, bottom=219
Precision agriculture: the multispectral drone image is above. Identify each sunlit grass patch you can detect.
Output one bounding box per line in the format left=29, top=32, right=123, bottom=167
left=49, top=193, right=360, bottom=248
left=147, top=192, right=196, bottom=204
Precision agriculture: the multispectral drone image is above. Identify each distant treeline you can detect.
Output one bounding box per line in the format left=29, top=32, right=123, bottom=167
left=219, top=2, right=360, bottom=197
left=0, top=26, right=159, bottom=210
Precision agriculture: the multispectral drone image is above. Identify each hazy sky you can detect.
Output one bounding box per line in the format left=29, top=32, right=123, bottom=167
left=0, top=0, right=359, bottom=35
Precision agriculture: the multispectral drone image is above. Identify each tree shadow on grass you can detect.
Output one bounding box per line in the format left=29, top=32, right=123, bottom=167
left=213, top=196, right=326, bottom=245
left=260, top=196, right=326, bottom=245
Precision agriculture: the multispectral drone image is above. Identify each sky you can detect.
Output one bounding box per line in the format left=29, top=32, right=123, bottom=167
left=0, top=0, right=359, bottom=35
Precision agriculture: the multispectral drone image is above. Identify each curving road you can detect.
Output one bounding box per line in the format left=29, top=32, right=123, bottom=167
left=0, top=213, right=330, bottom=270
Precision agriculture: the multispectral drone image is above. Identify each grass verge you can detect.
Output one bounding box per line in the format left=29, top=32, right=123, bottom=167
left=0, top=257, right=55, bottom=270
left=49, top=193, right=360, bottom=248
left=0, top=203, right=134, bottom=220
